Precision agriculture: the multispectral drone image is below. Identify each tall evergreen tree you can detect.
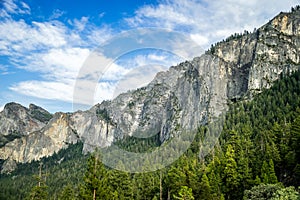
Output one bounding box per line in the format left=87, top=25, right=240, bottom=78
left=261, top=161, right=270, bottom=184
left=59, top=184, right=76, bottom=200
left=223, top=144, right=239, bottom=200
left=173, top=186, right=194, bottom=200
left=268, top=159, right=278, bottom=184
left=26, top=163, right=48, bottom=200
left=198, top=173, right=212, bottom=200
left=107, top=161, right=133, bottom=200
left=79, top=153, right=109, bottom=200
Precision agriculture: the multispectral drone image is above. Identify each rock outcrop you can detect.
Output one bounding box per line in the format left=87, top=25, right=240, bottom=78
left=0, top=102, right=52, bottom=137
left=0, top=9, right=300, bottom=172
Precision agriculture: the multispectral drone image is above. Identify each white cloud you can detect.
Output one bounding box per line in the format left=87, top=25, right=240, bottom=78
left=0, top=0, right=30, bottom=17
left=0, top=19, right=69, bottom=54
left=86, top=25, right=112, bottom=46
left=126, top=0, right=299, bottom=48
left=2, top=0, right=299, bottom=112
left=112, top=65, right=167, bottom=98
left=0, top=64, right=7, bottom=71
left=0, top=105, right=4, bottom=112
left=10, top=81, right=74, bottom=102
left=148, top=54, right=166, bottom=61
left=98, top=12, right=105, bottom=18
left=23, top=48, right=90, bottom=81
left=190, top=34, right=209, bottom=46
left=73, top=16, right=89, bottom=31
left=73, top=50, right=181, bottom=108
left=0, top=64, right=13, bottom=75
left=0, top=1, right=113, bottom=108
left=50, top=9, right=65, bottom=20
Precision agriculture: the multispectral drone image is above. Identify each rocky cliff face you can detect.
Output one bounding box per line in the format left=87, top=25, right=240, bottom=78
left=0, top=103, right=52, bottom=137
left=0, top=9, right=300, bottom=173
left=214, top=10, right=300, bottom=95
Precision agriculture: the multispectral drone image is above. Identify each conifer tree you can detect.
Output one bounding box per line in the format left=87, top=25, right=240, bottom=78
left=223, top=144, right=239, bottom=199
left=173, top=186, right=194, bottom=200
left=199, top=173, right=212, bottom=200
left=107, top=161, right=133, bottom=200
left=26, top=163, right=48, bottom=200
left=268, top=159, right=278, bottom=184
left=261, top=161, right=269, bottom=184
left=59, top=184, right=76, bottom=200
left=79, top=153, right=108, bottom=200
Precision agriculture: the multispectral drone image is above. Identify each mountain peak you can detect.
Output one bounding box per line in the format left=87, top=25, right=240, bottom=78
left=3, top=102, right=25, bottom=110
left=1, top=9, right=300, bottom=171
left=265, top=7, right=300, bottom=36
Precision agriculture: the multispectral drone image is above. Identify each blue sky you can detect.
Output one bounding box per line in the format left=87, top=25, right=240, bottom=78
left=0, top=0, right=298, bottom=113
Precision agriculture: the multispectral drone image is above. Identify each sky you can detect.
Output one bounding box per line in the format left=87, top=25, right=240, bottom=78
left=0, top=0, right=298, bottom=113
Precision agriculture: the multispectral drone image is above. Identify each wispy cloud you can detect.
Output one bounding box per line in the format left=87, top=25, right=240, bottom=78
left=0, top=0, right=30, bottom=17
left=0, top=0, right=113, bottom=108
left=49, top=9, right=65, bottom=20
left=10, top=81, right=74, bottom=102
left=73, top=17, right=89, bottom=31
left=1, top=0, right=299, bottom=111
left=0, top=104, right=4, bottom=112
left=126, top=0, right=299, bottom=47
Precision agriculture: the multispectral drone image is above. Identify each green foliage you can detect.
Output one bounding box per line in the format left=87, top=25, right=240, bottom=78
left=96, top=108, right=110, bottom=122
left=0, top=131, right=21, bottom=147
left=173, top=186, right=194, bottom=200
left=243, top=184, right=300, bottom=200
left=79, top=153, right=108, bottom=200
left=114, top=133, right=161, bottom=153
left=272, top=186, right=300, bottom=200
left=223, top=144, right=239, bottom=199
left=30, top=109, right=53, bottom=123
left=0, top=142, right=85, bottom=200
left=2, top=70, right=300, bottom=200
left=58, top=184, right=76, bottom=200
left=26, top=185, right=48, bottom=200
left=243, top=184, right=282, bottom=200
left=198, top=173, right=212, bottom=200
left=26, top=171, right=49, bottom=200
left=107, top=162, right=134, bottom=200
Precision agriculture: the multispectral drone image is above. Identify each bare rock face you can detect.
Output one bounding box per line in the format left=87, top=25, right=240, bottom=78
left=1, top=158, right=17, bottom=174
left=0, top=9, right=300, bottom=172
left=0, top=103, right=52, bottom=137
left=0, top=112, right=78, bottom=164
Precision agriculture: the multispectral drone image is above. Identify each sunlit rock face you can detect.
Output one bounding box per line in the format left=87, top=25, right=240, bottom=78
left=0, top=10, right=299, bottom=173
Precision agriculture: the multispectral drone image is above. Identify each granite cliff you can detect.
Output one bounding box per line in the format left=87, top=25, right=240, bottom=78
left=0, top=9, right=299, bottom=173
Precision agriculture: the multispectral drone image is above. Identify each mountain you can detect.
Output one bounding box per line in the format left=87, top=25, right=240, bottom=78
left=0, top=9, right=300, bottom=173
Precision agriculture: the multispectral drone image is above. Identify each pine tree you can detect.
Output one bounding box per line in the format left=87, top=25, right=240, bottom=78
left=79, top=153, right=109, bottom=200
left=261, top=161, right=269, bottom=184
left=253, top=175, right=261, bottom=185
left=223, top=144, right=239, bottom=200
left=268, top=159, right=278, bottom=184
left=237, top=150, right=253, bottom=193
left=173, top=186, right=194, bottom=200
left=291, top=116, right=300, bottom=163
left=131, top=159, right=157, bottom=199
left=59, top=184, right=76, bottom=200
left=166, top=165, right=187, bottom=197
left=107, top=161, right=133, bottom=200
left=27, top=185, right=48, bottom=200
left=208, top=170, right=223, bottom=199
left=26, top=163, right=48, bottom=200
left=199, top=173, right=212, bottom=200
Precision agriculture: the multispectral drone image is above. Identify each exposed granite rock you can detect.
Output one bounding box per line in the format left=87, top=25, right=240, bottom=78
left=0, top=103, right=52, bottom=137
left=1, top=158, right=17, bottom=174
left=0, top=112, right=77, bottom=163
left=0, top=9, right=300, bottom=171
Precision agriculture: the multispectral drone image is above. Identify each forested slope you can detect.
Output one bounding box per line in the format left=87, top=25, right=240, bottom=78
left=1, top=69, right=300, bottom=200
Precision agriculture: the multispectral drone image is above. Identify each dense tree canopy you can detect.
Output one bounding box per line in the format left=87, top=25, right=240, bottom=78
left=1, top=70, right=300, bottom=199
